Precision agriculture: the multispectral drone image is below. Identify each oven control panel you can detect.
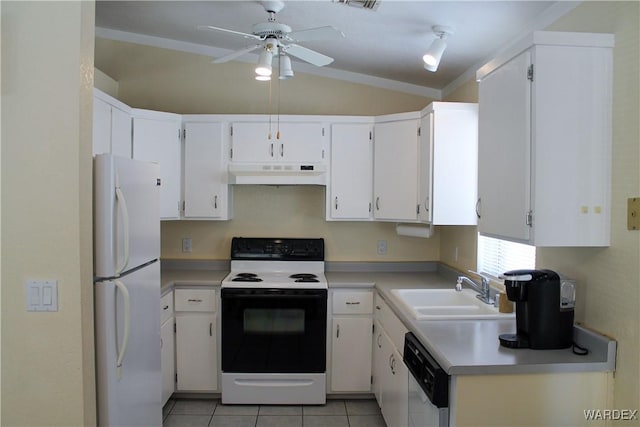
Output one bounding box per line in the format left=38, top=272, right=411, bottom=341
left=230, top=237, right=324, bottom=261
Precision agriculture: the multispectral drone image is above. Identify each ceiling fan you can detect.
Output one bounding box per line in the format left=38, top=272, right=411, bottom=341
left=198, top=0, right=345, bottom=68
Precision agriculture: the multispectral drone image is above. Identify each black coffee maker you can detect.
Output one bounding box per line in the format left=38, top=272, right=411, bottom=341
left=499, top=269, right=574, bottom=349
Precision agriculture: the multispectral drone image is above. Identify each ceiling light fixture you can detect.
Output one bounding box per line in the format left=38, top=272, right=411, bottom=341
left=255, top=48, right=273, bottom=77
left=279, top=54, right=294, bottom=80
left=423, top=25, right=454, bottom=72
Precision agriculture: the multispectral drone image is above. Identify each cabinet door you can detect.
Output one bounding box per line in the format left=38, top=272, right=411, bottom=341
left=331, top=317, right=373, bottom=392
left=372, top=320, right=387, bottom=406
left=93, top=97, right=112, bottom=156
left=183, top=122, right=229, bottom=219
left=278, top=122, right=325, bottom=163
left=161, top=318, right=175, bottom=405
left=231, top=121, right=325, bottom=163
left=110, top=106, right=132, bottom=158
left=231, top=122, right=274, bottom=162
left=175, top=314, right=217, bottom=391
left=133, top=116, right=182, bottom=219
left=373, top=119, right=419, bottom=221
left=477, top=51, right=532, bottom=242
left=385, top=346, right=409, bottom=427
left=329, top=123, right=373, bottom=220
left=417, top=113, right=433, bottom=223
left=93, top=95, right=132, bottom=158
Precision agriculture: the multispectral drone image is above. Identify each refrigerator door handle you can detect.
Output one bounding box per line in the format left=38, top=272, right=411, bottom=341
left=115, top=186, right=130, bottom=275
left=114, top=279, right=131, bottom=380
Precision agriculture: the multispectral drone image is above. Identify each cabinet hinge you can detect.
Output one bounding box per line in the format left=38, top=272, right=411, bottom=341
left=417, top=204, right=420, bottom=214
left=182, top=128, right=186, bottom=140
left=369, top=131, right=372, bottom=141
left=526, top=210, right=533, bottom=227
left=417, top=127, right=421, bottom=137
left=322, top=127, right=325, bottom=137
left=527, top=64, right=534, bottom=81
left=230, top=148, right=233, bottom=159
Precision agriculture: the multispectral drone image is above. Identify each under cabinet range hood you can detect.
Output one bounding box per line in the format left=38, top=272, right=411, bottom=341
left=228, top=163, right=327, bottom=185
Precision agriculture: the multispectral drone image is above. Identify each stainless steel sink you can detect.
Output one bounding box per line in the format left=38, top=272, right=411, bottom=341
left=390, top=288, right=515, bottom=320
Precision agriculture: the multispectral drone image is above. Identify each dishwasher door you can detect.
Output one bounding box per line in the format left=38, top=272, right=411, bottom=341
left=408, top=371, right=449, bottom=427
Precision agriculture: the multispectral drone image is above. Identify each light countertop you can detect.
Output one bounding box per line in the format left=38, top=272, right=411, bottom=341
left=161, top=260, right=616, bottom=376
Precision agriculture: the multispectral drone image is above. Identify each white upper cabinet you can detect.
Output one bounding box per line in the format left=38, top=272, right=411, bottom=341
left=328, top=122, right=373, bottom=220
left=476, top=31, right=614, bottom=246
left=182, top=120, right=232, bottom=220
left=418, top=102, right=478, bottom=225
left=93, top=89, right=132, bottom=158
left=373, top=113, right=420, bottom=222
left=132, top=109, right=183, bottom=220
left=230, top=120, right=326, bottom=163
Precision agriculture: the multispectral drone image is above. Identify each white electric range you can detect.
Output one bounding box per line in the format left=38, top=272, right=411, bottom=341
left=220, top=237, right=328, bottom=405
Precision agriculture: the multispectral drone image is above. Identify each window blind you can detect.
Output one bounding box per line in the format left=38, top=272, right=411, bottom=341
left=477, top=234, right=536, bottom=278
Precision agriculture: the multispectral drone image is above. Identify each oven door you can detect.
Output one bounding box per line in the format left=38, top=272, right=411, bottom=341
left=221, top=288, right=327, bottom=373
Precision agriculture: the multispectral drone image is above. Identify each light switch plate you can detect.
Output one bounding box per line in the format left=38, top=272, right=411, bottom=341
left=628, top=198, right=640, bottom=230
left=26, top=280, right=58, bottom=312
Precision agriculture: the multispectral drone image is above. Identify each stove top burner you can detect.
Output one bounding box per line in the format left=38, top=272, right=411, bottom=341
left=289, top=273, right=318, bottom=279
left=289, top=273, right=319, bottom=283
left=231, top=272, right=263, bottom=282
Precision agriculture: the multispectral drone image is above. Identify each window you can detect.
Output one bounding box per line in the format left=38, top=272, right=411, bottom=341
left=477, top=234, right=536, bottom=278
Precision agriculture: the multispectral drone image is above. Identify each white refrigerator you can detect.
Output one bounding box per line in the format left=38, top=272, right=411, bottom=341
left=94, top=154, right=162, bottom=426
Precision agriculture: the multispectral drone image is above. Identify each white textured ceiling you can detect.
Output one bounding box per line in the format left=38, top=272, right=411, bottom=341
left=95, top=0, right=578, bottom=97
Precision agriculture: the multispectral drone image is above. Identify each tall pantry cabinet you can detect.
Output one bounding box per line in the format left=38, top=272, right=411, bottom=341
left=476, top=31, right=614, bottom=246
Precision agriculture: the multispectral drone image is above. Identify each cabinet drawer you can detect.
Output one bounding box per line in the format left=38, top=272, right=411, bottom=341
left=333, top=290, right=373, bottom=314
left=161, top=291, right=174, bottom=324
left=174, top=288, right=216, bottom=312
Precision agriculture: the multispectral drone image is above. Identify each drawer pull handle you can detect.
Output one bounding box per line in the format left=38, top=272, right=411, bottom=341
left=375, top=305, right=381, bottom=310
left=345, top=301, right=361, bottom=305
left=163, top=305, right=169, bottom=310
left=188, top=299, right=203, bottom=303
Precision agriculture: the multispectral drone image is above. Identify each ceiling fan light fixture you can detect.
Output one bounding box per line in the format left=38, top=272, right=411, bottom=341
left=423, top=25, right=453, bottom=73
left=279, top=54, right=294, bottom=79
left=255, top=49, right=273, bottom=76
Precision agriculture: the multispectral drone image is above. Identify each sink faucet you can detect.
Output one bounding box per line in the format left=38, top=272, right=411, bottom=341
left=456, top=272, right=494, bottom=305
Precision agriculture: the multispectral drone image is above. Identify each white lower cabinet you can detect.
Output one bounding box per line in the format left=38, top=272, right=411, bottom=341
left=330, top=290, right=373, bottom=393
left=160, top=291, right=175, bottom=405
left=174, top=288, right=218, bottom=392
left=373, top=292, right=409, bottom=427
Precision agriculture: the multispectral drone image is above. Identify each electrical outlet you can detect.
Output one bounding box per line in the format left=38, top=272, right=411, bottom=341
left=182, top=238, right=192, bottom=253
left=377, top=240, right=387, bottom=255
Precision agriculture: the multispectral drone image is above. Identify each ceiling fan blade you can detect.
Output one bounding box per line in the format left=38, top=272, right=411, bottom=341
left=212, top=44, right=262, bottom=63
left=197, top=25, right=261, bottom=41
left=287, top=26, right=345, bottom=42
left=284, top=44, right=334, bottom=67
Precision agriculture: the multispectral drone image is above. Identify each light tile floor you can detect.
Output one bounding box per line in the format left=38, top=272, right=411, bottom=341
left=163, top=398, right=386, bottom=427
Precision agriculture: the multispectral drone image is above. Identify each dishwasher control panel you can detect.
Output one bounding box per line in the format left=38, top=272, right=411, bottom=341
left=403, top=332, right=449, bottom=408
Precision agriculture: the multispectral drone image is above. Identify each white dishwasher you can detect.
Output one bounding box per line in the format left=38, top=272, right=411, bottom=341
left=404, top=332, right=450, bottom=427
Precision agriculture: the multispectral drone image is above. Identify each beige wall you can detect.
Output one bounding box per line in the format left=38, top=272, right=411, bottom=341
left=1, top=2, right=96, bottom=426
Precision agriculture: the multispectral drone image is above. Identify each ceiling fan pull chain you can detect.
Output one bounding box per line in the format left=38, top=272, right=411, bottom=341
left=268, top=77, right=273, bottom=140
left=277, top=70, right=281, bottom=140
